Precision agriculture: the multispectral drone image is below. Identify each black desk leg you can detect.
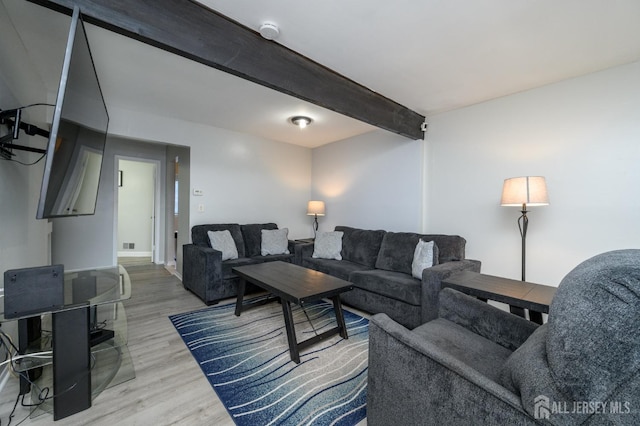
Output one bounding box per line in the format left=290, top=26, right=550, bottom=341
left=281, top=301, right=300, bottom=363
left=234, top=278, right=246, bottom=316
left=331, top=296, right=349, bottom=340
left=52, top=307, right=91, bottom=420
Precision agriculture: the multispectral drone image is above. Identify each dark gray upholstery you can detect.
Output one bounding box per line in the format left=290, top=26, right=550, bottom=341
left=298, top=226, right=481, bottom=328
left=301, top=257, right=373, bottom=281
left=368, top=250, right=640, bottom=425
left=499, top=249, right=640, bottom=423
left=191, top=223, right=246, bottom=257
left=412, top=318, right=513, bottom=382
left=335, top=226, right=386, bottom=267
left=241, top=223, right=278, bottom=257
left=375, top=232, right=427, bottom=274
left=350, top=269, right=422, bottom=305
left=182, top=223, right=295, bottom=304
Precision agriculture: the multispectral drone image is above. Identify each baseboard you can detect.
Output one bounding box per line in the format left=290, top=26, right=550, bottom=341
left=117, top=251, right=152, bottom=257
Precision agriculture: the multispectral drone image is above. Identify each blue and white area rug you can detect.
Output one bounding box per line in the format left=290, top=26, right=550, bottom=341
left=169, top=297, right=369, bottom=426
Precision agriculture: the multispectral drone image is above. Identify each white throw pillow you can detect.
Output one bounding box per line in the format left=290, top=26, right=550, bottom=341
left=312, top=231, right=344, bottom=260
left=207, top=230, right=239, bottom=261
left=261, top=228, right=290, bottom=256
left=412, top=239, right=436, bottom=279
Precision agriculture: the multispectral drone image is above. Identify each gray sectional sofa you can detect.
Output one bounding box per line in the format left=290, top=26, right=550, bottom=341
left=183, top=223, right=296, bottom=304
left=298, top=226, right=481, bottom=328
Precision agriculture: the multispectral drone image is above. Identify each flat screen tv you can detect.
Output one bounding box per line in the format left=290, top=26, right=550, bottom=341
left=36, top=6, right=109, bottom=219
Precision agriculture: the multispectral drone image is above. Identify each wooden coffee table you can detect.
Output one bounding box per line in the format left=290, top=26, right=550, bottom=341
left=232, top=261, right=353, bottom=363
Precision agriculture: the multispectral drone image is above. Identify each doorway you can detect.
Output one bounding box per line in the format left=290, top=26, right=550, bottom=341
left=116, top=158, right=160, bottom=264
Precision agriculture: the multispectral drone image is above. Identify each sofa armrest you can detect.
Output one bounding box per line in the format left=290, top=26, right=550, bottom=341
left=420, top=259, right=481, bottom=324
left=368, top=313, right=534, bottom=426
left=295, top=242, right=315, bottom=265
left=182, top=244, right=223, bottom=303
left=287, top=240, right=301, bottom=265
left=438, top=288, right=539, bottom=351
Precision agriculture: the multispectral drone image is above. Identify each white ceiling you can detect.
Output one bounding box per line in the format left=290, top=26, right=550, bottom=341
left=4, top=0, right=640, bottom=147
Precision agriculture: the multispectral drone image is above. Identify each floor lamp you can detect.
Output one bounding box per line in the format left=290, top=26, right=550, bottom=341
left=306, top=200, right=325, bottom=238
left=501, top=176, right=549, bottom=281
left=501, top=176, right=549, bottom=319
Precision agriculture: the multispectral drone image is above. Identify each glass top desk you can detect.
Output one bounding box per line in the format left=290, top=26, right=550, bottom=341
left=1, top=265, right=133, bottom=421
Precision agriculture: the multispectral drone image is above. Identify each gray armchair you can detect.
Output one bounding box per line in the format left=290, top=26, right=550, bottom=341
left=368, top=249, right=640, bottom=425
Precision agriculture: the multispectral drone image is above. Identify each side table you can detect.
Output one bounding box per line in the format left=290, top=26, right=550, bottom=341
left=441, top=271, right=557, bottom=324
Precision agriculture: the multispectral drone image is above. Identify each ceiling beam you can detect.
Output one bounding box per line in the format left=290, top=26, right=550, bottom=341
left=27, top=0, right=425, bottom=140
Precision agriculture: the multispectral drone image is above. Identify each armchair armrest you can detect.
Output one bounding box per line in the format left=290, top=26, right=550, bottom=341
left=438, top=288, right=539, bottom=351
left=368, top=313, right=534, bottom=425
left=182, top=244, right=223, bottom=304
left=420, top=259, right=481, bottom=323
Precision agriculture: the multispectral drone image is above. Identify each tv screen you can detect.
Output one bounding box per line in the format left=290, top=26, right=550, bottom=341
left=36, top=6, right=109, bottom=219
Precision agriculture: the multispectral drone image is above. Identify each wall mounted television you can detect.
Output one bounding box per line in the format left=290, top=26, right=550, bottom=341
left=36, top=6, right=109, bottom=219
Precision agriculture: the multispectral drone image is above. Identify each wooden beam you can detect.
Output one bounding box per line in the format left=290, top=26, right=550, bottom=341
left=27, top=0, right=425, bottom=140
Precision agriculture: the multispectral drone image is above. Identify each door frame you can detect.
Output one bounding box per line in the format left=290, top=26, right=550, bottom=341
left=113, top=156, right=162, bottom=264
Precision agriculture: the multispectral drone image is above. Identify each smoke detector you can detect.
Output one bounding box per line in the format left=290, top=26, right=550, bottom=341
left=259, top=23, right=280, bottom=40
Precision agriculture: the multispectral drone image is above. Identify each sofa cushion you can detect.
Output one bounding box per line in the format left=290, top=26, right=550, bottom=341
left=241, top=223, right=278, bottom=257
left=313, top=231, right=344, bottom=260
left=411, top=240, right=439, bottom=279
left=250, top=253, right=294, bottom=263
left=423, top=234, right=466, bottom=262
left=413, top=318, right=513, bottom=383
left=260, top=228, right=290, bottom=256
left=207, top=230, right=239, bottom=261
left=192, top=224, right=245, bottom=258
left=375, top=232, right=422, bottom=274
left=349, top=269, right=422, bottom=306
left=302, top=258, right=372, bottom=281
left=546, top=249, right=640, bottom=403
left=335, top=226, right=386, bottom=268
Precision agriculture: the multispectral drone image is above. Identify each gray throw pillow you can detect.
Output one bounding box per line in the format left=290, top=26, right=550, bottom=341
left=207, top=230, right=239, bottom=261
left=260, top=228, right=290, bottom=256
left=411, top=239, right=438, bottom=279
left=312, top=231, right=344, bottom=260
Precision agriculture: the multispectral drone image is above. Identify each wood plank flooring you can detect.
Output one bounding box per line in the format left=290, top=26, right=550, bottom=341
left=2, top=262, right=234, bottom=425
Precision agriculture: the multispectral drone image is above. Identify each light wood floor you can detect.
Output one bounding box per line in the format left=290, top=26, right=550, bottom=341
left=3, top=262, right=235, bottom=425
left=2, top=261, right=368, bottom=425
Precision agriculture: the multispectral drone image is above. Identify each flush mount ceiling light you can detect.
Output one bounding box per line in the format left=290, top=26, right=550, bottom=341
left=289, top=116, right=313, bottom=129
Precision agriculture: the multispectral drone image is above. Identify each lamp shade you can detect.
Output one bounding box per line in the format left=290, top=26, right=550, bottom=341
left=307, top=200, right=325, bottom=216
left=501, top=176, right=549, bottom=207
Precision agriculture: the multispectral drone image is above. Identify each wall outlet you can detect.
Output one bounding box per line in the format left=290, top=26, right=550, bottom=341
left=198, top=204, right=205, bottom=212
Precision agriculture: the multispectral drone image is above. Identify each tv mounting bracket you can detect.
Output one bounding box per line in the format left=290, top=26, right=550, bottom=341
left=0, top=108, right=49, bottom=159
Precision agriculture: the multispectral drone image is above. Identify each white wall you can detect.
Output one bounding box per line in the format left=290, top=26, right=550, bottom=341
left=426, top=60, right=640, bottom=286
left=0, top=2, right=50, bottom=275
left=108, top=107, right=312, bottom=241
left=0, top=79, right=50, bottom=275
left=311, top=130, right=424, bottom=234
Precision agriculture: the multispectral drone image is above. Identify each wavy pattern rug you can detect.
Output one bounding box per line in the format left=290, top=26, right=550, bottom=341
left=169, top=296, right=369, bottom=426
